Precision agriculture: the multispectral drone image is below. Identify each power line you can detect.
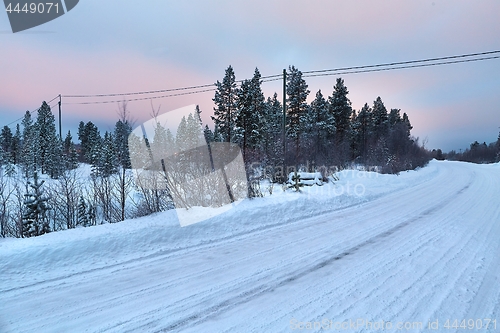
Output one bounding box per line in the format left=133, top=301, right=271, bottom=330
left=62, top=73, right=284, bottom=99
left=47, top=95, right=60, bottom=104
left=5, top=106, right=40, bottom=127
left=61, top=49, right=500, bottom=106
left=302, top=55, right=500, bottom=78
left=301, top=50, right=500, bottom=75
left=63, top=83, right=216, bottom=99
left=64, top=79, right=285, bottom=106
left=64, top=88, right=217, bottom=105
left=5, top=96, right=60, bottom=127
left=4, top=50, right=499, bottom=128
left=262, top=77, right=285, bottom=83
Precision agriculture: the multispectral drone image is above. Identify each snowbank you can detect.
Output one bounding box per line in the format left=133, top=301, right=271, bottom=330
left=0, top=161, right=441, bottom=287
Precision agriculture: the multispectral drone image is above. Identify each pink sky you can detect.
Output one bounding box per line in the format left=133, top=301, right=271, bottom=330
left=1, top=0, right=499, bottom=151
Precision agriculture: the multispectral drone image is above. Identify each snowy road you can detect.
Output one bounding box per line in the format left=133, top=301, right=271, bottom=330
left=1, top=161, right=499, bottom=332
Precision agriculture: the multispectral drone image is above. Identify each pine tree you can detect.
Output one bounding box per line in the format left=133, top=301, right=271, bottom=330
left=235, top=68, right=266, bottom=162
left=308, top=89, right=334, bottom=162
left=371, top=96, right=389, bottom=141
left=68, top=143, right=79, bottom=170
left=151, top=122, right=169, bottom=162
left=63, top=131, right=78, bottom=170
left=212, top=65, right=239, bottom=142
left=388, top=108, right=402, bottom=129
left=21, top=110, right=38, bottom=177
left=204, top=125, right=214, bottom=145
left=97, top=131, right=118, bottom=177
left=286, top=65, right=310, bottom=163
left=63, top=130, right=72, bottom=156
left=113, top=120, right=133, bottom=222
left=165, top=128, right=175, bottom=154
left=0, top=126, right=17, bottom=174
left=49, top=138, right=64, bottom=178
left=175, top=114, right=204, bottom=169
left=77, top=121, right=86, bottom=159
left=22, top=171, right=51, bottom=237
left=195, top=105, right=203, bottom=127
left=186, top=113, right=204, bottom=149
left=128, top=132, right=149, bottom=169
left=35, top=102, right=59, bottom=177
left=87, top=202, right=96, bottom=226
left=77, top=196, right=89, bottom=227
left=402, top=112, right=413, bottom=137
left=328, top=78, right=352, bottom=144
left=78, top=121, right=101, bottom=165
left=11, top=124, right=21, bottom=165
left=0, top=126, right=13, bottom=157
left=354, top=103, right=372, bottom=161
left=175, top=116, right=189, bottom=151
left=114, top=120, right=132, bottom=169
left=262, top=93, right=284, bottom=171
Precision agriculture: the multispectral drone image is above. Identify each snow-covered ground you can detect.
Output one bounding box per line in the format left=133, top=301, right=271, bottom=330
left=1, top=160, right=499, bottom=332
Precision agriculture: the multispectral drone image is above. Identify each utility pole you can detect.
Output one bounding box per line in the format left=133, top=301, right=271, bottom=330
left=282, top=69, right=287, bottom=183
left=58, top=94, right=62, bottom=140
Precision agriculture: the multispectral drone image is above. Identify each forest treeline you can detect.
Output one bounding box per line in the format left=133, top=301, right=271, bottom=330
left=208, top=65, right=429, bottom=179
left=2, top=65, right=475, bottom=238
left=434, top=137, right=500, bottom=164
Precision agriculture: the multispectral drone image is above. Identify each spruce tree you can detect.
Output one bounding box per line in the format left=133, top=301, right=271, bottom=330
left=234, top=80, right=250, bottom=147
left=78, top=121, right=101, bottom=165
left=68, top=143, right=79, bottom=170
left=175, top=114, right=204, bottom=168
left=0, top=126, right=13, bottom=156
left=49, top=138, right=64, bottom=178
left=87, top=202, right=96, bottom=226
left=186, top=113, right=204, bottom=149
left=35, top=102, right=59, bottom=177
left=328, top=78, right=352, bottom=145
left=21, top=111, right=39, bottom=177
left=204, top=125, right=214, bottom=145
left=212, top=65, right=239, bottom=142
left=195, top=105, right=203, bottom=127
left=97, top=131, right=118, bottom=177
left=309, top=89, right=334, bottom=162
left=114, top=120, right=132, bottom=169
left=63, top=130, right=72, bottom=156
left=235, top=68, right=266, bottom=162
left=175, top=116, right=189, bottom=151
left=0, top=126, right=12, bottom=170
left=388, top=108, right=402, bottom=129
left=77, top=121, right=86, bottom=160
left=262, top=93, right=284, bottom=172
left=371, top=96, right=389, bottom=141
left=11, top=124, right=21, bottom=165
left=355, top=103, right=372, bottom=161
left=77, top=196, right=89, bottom=227
left=22, top=171, right=51, bottom=237
left=286, top=65, right=310, bottom=163
left=165, top=128, right=175, bottom=154
left=151, top=122, right=168, bottom=162
left=62, top=131, right=79, bottom=170
left=402, top=112, right=413, bottom=137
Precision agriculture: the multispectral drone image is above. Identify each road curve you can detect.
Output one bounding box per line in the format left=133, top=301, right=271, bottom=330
left=1, top=161, right=499, bottom=333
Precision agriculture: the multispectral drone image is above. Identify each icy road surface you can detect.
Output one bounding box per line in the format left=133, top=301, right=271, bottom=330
left=1, top=161, right=499, bottom=332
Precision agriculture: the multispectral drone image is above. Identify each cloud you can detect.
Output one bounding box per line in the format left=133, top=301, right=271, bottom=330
left=0, top=38, right=216, bottom=127
left=1, top=0, right=500, bottom=151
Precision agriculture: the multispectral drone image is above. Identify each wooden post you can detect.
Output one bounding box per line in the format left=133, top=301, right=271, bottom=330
left=58, top=95, right=62, bottom=140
